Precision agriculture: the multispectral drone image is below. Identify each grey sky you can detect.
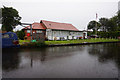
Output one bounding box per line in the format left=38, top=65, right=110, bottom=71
left=0, top=0, right=120, bottom=31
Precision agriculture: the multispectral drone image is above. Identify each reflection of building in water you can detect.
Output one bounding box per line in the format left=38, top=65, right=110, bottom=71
left=21, top=46, right=85, bottom=67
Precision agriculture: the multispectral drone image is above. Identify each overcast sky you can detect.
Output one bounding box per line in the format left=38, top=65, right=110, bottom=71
left=0, top=0, right=120, bottom=31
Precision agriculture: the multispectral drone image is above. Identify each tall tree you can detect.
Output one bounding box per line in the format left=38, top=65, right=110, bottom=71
left=106, top=18, right=117, bottom=31
left=87, top=20, right=101, bottom=33
left=117, top=11, right=120, bottom=30
left=2, top=6, right=21, bottom=32
left=99, top=18, right=109, bottom=32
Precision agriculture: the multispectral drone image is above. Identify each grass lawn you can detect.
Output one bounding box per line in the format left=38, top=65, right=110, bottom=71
left=19, top=38, right=120, bottom=45
left=45, top=38, right=120, bottom=45
left=19, top=40, right=30, bottom=45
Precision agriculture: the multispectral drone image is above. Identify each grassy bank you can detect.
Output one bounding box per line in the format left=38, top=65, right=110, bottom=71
left=45, top=38, right=120, bottom=45
left=19, top=38, right=120, bottom=47
left=19, top=40, right=30, bottom=45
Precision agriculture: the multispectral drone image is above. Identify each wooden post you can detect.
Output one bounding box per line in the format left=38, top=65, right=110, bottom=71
left=30, top=24, right=32, bottom=42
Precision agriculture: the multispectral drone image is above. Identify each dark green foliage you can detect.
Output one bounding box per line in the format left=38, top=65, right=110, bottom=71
left=2, top=6, right=21, bottom=32
left=16, top=30, right=25, bottom=40
left=97, top=31, right=120, bottom=38
left=99, top=18, right=109, bottom=32
left=88, top=11, right=120, bottom=38
left=87, top=20, right=101, bottom=31
left=21, top=41, right=46, bottom=48
left=87, top=31, right=93, bottom=36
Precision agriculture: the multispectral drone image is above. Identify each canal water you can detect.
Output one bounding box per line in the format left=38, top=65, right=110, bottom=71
left=2, top=43, right=120, bottom=78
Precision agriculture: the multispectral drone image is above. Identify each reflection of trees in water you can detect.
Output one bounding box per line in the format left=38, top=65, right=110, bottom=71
left=22, top=45, right=85, bottom=64
left=2, top=49, right=20, bottom=71
left=88, top=43, right=120, bottom=68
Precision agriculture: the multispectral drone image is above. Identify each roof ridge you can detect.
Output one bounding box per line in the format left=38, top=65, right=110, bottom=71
left=41, top=20, right=72, bottom=25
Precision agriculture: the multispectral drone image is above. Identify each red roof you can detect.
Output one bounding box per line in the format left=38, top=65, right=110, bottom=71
left=23, top=20, right=79, bottom=31
left=23, top=23, right=46, bottom=30
left=41, top=20, right=79, bottom=31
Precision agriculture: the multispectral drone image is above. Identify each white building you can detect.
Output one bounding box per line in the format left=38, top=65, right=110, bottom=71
left=23, top=20, right=87, bottom=40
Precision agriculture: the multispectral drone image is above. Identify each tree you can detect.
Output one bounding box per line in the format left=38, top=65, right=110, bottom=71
left=117, top=10, right=120, bottom=24
left=117, top=11, right=120, bottom=30
left=106, top=19, right=117, bottom=31
left=99, top=18, right=109, bottom=32
left=1, top=6, right=21, bottom=32
left=87, top=20, right=101, bottom=34
left=16, top=30, right=25, bottom=40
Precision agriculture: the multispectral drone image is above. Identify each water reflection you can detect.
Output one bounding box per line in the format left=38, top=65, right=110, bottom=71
left=3, top=46, right=85, bottom=71
left=2, top=49, right=20, bottom=71
left=2, top=43, right=120, bottom=78
left=88, top=43, right=120, bottom=68
left=20, top=46, right=84, bottom=61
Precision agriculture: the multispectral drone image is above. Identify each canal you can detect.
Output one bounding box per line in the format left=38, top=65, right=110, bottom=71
left=2, top=43, right=120, bottom=78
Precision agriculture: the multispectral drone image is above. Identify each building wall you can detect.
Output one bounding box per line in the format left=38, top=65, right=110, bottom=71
left=24, top=29, right=45, bottom=41
left=46, top=29, right=87, bottom=40
left=24, top=29, right=87, bottom=41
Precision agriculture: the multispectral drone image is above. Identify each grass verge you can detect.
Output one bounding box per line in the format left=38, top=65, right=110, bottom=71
left=45, top=38, right=120, bottom=45
left=19, top=38, right=120, bottom=47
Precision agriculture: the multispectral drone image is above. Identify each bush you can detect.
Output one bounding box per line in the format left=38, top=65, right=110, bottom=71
left=97, top=31, right=120, bottom=38
left=21, top=40, right=46, bottom=48
left=16, top=30, right=25, bottom=40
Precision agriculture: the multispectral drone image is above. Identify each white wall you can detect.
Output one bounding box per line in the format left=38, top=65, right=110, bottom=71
left=46, top=29, right=53, bottom=40
left=46, top=29, right=87, bottom=40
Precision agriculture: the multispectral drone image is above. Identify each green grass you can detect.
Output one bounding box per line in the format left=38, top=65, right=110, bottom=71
left=19, top=40, right=30, bottom=45
left=19, top=38, right=120, bottom=46
left=45, top=38, right=120, bottom=45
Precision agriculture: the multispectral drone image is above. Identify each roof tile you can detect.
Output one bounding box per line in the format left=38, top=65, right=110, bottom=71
left=41, top=20, right=79, bottom=31
left=23, top=23, right=46, bottom=29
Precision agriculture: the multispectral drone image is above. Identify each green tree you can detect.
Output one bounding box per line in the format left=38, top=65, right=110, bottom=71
left=16, top=30, right=25, bottom=40
left=106, top=19, right=117, bottom=31
left=117, top=11, right=120, bottom=30
left=1, top=6, right=21, bottom=32
left=117, top=11, right=120, bottom=24
left=87, top=20, right=101, bottom=34
left=99, top=18, right=109, bottom=32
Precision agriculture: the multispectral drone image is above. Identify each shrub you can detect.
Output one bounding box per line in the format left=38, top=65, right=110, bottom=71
left=21, top=40, right=46, bottom=48
left=16, top=30, right=25, bottom=40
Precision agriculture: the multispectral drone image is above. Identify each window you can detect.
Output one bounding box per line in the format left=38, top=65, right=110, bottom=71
left=27, top=30, right=30, bottom=33
left=11, top=34, right=14, bottom=38
left=33, top=32, right=35, bottom=33
left=2, top=34, right=10, bottom=38
left=36, top=30, right=42, bottom=33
